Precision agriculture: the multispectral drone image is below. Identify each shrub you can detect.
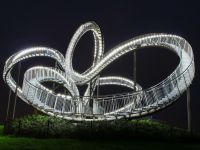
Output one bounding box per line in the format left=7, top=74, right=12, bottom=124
left=11, top=115, right=75, bottom=138
left=9, top=115, right=195, bottom=140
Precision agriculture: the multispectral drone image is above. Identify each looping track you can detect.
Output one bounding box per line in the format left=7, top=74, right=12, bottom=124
left=3, top=22, right=195, bottom=121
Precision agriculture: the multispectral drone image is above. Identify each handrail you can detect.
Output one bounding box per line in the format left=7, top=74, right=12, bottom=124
left=3, top=22, right=195, bottom=121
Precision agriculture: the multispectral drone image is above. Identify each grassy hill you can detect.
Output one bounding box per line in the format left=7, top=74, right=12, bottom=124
left=0, top=134, right=200, bottom=150
left=8, top=115, right=198, bottom=140
left=0, top=115, right=199, bottom=150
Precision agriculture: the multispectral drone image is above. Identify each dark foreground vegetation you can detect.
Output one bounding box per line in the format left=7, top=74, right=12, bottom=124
left=0, top=115, right=199, bottom=150
left=7, top=115, right=200, bottom=140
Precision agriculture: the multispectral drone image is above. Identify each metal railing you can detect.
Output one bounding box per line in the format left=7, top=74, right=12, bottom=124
left=3, top=22, right=195, bottom=121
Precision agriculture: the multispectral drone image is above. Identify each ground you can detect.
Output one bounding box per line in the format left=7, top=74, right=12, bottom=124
left=0, top=125, right=200, bottom=150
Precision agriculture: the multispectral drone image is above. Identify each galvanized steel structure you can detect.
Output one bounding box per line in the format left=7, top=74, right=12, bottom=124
left=3, top=22, right=195, bottom=121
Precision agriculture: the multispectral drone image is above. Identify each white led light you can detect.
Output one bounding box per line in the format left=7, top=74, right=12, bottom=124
left=3, top=22, right=195, bottom=121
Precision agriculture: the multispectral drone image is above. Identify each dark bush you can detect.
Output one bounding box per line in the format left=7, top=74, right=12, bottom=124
left=11, top=115, right=75, bottom=138
left=9, top=114, right=196, bottom=140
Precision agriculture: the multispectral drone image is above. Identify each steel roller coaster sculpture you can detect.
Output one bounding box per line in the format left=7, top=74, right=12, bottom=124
left=3, top=22, right=195, bottom=121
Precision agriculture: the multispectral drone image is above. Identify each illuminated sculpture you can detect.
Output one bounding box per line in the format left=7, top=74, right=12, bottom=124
left=3, top=22, right=195, bottom=121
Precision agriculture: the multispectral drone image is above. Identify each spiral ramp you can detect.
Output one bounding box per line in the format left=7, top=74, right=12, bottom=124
left=3, top=22, right=195, bottom=121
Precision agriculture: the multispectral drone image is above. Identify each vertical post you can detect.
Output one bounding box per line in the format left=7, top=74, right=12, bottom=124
left=89, top=81, right=93, bottom=114
left=94, top=75, right=100, bottom=115
left=47, top=119, right=50, bottom=136
left=5, top=89, right=12, bottom=123
left=133, top=51, right=136, bottom=91
left=97, top=75, right=100, bottom=99
left=4, top=89, right=12, bottom=133
left=187, top=87, right=192, bottom=133
left=18, top=120, right=21, bottom=135
left=12, top=62, right=21, bottom=119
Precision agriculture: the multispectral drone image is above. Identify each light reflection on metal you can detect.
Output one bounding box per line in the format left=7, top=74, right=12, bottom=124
left=3, top=22, right=195, bottom=121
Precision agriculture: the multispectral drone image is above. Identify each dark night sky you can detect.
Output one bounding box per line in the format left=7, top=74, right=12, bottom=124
left=0, top=0, right=200, bottom=130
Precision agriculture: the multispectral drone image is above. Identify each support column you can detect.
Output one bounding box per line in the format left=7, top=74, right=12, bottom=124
left=4, top=89, right=12, bottom=133
left=89, top=81, right=93, bottom=115
left=95, top=75, right=100, bottom=114
left=187, top=87, right=192, bottom=133
left=5, top=89, right=12, bottom=123
left=96, top=75, right=100, bottom=99
left=12, top=62, right=21, bottom=119
left=133, top=51, right=136, bottom=91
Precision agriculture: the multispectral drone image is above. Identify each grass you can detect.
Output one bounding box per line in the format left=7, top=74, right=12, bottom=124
left=0, top=129, right=200, bottom=150
left=0, top=125, right=4, bottom=135
left=0, top=115, right=200, bottom=150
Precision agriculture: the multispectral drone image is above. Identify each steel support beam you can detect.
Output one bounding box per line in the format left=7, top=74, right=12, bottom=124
left=187, top=87, right=192, bottom=133
left=12, top=62, right=21, bottom=119
left=133, top=51, right=136, bottom=91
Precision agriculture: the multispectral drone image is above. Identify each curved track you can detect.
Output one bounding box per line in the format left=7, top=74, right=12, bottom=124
left=3, top=22, right=195, bottom=121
